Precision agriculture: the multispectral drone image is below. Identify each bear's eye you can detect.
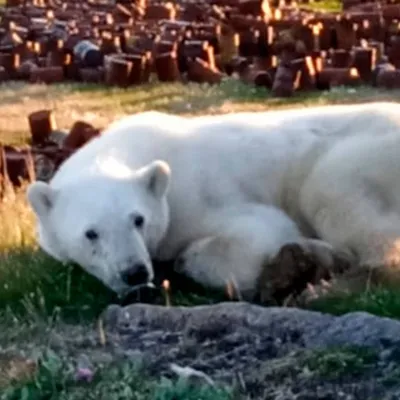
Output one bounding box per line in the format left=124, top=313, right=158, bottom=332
left=133, top=214, right=144, bottom=229
left=85, top=229, right=99, bottom=241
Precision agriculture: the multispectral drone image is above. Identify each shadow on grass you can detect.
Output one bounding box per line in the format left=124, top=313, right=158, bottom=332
left=0, top=248, right=115, bottom=323
left=303, top=345, right=378, bottom=380
left=218, top=81, right=400, bottom=108
left=3, top=79, right=400, bottom=146
left=0, top=248, right=230, bottom=324
left=65, top=80, right=400, bottom=110
left=308, top=287, right=400, bottom=319
left=3, top=246, right=400, bottom=325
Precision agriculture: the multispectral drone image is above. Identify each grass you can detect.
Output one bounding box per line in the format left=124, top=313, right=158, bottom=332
left=307, top=286, right=400, bottom=319
left=0, top=350, right=235, bottom=400
left=3, top=77, right=400, bottom=394
left=304, top=345, right=378, bottom=380
left=0, top=344, right=380, bottom=399
left=3, top=79, right=400, bottom=145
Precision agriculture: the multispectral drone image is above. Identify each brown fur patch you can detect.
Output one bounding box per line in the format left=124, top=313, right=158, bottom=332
left=256, top=243, right=351, bottom=306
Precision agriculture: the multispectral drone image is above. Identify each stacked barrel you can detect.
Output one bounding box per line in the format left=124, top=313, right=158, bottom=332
left=1, top=0, right=400, bottom=93
left=3, top=0, right=400, bottom=193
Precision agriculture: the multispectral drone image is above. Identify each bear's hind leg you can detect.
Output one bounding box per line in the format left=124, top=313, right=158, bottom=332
left=300, top=170, right=400, bottom=301
left=302, top=180, right=400, bottom=271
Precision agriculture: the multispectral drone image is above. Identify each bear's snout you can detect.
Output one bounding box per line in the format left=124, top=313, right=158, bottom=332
left=174, top=255, right=186, bottom=271
left=120, top=263, right=149, bottom=286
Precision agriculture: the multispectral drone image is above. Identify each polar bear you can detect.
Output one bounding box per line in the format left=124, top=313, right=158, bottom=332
left=26, top=101, right=400, bottom=300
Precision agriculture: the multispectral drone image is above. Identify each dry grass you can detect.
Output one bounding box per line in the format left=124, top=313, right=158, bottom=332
left=0, top=184, right=36, bottom=250
left=3, top=79, right=400, bottom=145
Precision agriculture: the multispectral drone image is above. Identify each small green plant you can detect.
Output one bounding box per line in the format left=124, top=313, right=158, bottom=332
left=381, top=366, right=400, bottom=386
left=308, top=287, right=400, bottom=320
left=1, top=351, right=234, bottom=400
left=304, top=345, right=378, bottom=379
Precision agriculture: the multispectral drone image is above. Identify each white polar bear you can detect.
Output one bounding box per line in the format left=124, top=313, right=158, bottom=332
left=26, top=101, right=400, bottom=299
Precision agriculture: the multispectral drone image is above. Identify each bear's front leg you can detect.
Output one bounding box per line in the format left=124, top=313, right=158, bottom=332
left=175, top=235, right=264, bottom=301
left=173, top=204, right=349, bottom=302
left=173, top=204, right=307, bottom=301
left=256, top=239, right=351, bottom=306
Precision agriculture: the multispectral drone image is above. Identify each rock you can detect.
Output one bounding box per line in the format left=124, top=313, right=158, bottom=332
left=102, top=302, right=400, bottom=350
left=47, top=331, right=65, bottom=351
left=49, top=130, right=69, bottom=147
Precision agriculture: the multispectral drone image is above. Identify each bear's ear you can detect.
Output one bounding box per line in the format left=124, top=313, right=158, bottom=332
left=138, top=160, right=171, bottom=199
left=26, top=181, right=56, bottom=218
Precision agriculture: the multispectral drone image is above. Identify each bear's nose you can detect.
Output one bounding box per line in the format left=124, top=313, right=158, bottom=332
left=175, top=255, right=186, bottom=271
left=120, top=263, right=149, bottom=286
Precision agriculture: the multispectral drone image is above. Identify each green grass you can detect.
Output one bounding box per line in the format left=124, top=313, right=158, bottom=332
left=2, top=79, right=400, bottom=145
left=304, top=345, right=378, bottom=379
left=1, top=350, right=235, bottom=400
left=3, top=344, right=378, bottom=400
left=0, top=246, right=229, bottom=324
left=0, top=249, right=115, bottom=323
left=308, top=287, right=400, bottom=319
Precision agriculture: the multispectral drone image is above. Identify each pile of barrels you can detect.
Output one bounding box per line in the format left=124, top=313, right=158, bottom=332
left=1, top=0, right=400, bottom=95
left=3, top=0, right=400, bottom=194
left=0, top=109, right=100, bottom=197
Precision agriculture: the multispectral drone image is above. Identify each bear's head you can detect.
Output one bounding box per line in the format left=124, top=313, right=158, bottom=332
left=26, top=159, right=171, bottom=296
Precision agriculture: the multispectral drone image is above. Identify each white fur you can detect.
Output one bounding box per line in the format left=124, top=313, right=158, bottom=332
left=174, top=204, right=336, bottom=298
left=26, top=102, right=400, bottom=297
left=300, top=131, right=400, bottom=269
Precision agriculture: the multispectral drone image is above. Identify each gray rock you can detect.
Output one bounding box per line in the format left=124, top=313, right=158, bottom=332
left=102, top=301, right=400, bottom=350
left=49, top=130, right=68, bottom=146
